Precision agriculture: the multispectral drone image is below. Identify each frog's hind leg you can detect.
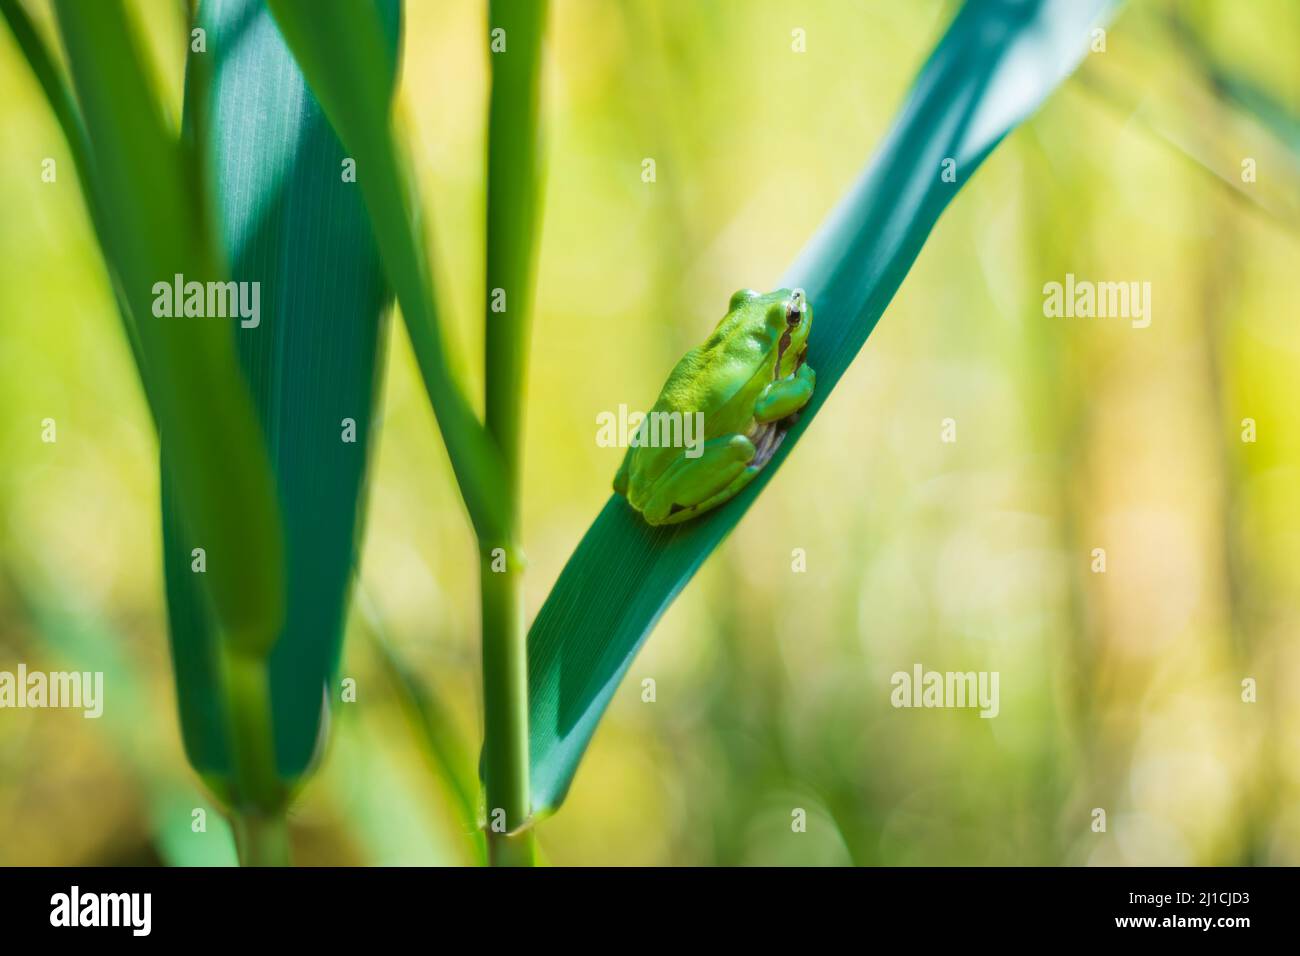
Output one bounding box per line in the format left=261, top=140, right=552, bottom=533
left=641, top=434, right=755, bottom=526
left=659, top=462, right=761, bottom=525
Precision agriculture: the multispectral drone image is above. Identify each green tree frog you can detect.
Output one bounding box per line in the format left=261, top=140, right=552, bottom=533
left=614, top=287, right=815, bottom=525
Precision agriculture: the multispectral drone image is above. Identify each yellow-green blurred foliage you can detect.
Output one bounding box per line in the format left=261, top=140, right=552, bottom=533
left=1, top=0, right=1297, bottom=865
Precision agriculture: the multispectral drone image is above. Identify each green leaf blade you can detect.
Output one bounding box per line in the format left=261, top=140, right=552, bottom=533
left=527, top=0, right=1120, bottom=815
left=165, top=0, right=394, bottom=783
left=267, top=0, right=513, bottom=545
left=51, top=0, right=285, bottom=653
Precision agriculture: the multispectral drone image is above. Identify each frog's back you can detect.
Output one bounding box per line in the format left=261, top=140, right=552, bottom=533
left=619, top=289, right=788, bottom=489
left=657, top=295, right=782, bottom=425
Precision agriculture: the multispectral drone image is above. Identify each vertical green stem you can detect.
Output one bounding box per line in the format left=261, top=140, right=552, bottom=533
left=480, top=551, right=533, bottom=866
left=484, top=0, right=547, bottom=470
left=232, top=811, right=291, bottom=867
left=222, top=646, right=290, bottom=866
left=480, top=0, right=547, bottom=866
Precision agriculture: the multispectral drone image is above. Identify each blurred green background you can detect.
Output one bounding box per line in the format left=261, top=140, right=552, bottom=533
left=1, top=0, right=1298, bottom=865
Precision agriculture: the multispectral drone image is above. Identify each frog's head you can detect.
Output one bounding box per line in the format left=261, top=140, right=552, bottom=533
left=723, top=287, right=812, bottom=376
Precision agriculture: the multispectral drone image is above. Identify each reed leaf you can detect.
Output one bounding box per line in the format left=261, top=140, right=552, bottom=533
left=1166, top=12, right=1300, bottom=156
left=49, top=0, right=285, bottom=658
left=165, top=0, right=394, bottom=789
left=267, top=0, right=512, bottom=545
left=526, top=0, right=1120, bottom=815
left=0, top=0, right=144, bottom=370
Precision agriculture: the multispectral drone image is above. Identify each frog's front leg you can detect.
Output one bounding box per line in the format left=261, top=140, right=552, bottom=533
left=754, top=364, right=816, bottom=423
left=639, top=434, right=756, bottom=526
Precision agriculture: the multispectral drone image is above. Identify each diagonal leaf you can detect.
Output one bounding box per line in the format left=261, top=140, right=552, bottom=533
left=0, top=0, right=144, bottom=371
left=1075, top=11, right=1300, bottom=230
left=267, top=0, right=512, bottom=545
left=526, top=0, right=1120, bottom=815
left=1165, top=11, right=1300, bottom=157
left=49, top=0, right=284, bottom=656
left=165, top=0, right=395, bottom=784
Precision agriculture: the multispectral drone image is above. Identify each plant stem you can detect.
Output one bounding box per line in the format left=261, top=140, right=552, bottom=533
left=221, top=645, right=288, bottom=865
left=480, top=550, right=533, bottom=866
left=232, top=811, right=291, bottom=867
left=484, top=0, right=547, bottom=473
left=480, top=0, right=547, bottom=866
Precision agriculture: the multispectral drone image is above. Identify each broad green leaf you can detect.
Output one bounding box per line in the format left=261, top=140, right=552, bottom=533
left=165, top=0, right=394, bottom=784
left=50, top=0, right=284, bottom=657
left=0, top=0, right=145, bottom=371
left=526, top=0, right=1120, bottom=815
left=267, top=0, right=512, bottom=545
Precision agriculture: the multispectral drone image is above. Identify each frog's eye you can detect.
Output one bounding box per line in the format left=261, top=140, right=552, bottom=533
left=785, top=289, right=805, bottom=326
left=729, top=288, right=761, bottom=312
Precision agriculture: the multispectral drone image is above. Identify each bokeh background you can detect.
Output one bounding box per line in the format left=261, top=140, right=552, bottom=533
left=2, top=0, right=1298, bottom=865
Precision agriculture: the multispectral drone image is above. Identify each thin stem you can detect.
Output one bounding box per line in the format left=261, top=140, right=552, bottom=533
left=232, top=811, right=291, bottom=867
left=221, top=646, right=285, bottom=820
left=0, top=0, right=147, bottom=383
left=480, top=551, right=533, bottom=866
left=480, top=0, right=548, bottom=866
left=484, top=0, right=547, bottom=489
